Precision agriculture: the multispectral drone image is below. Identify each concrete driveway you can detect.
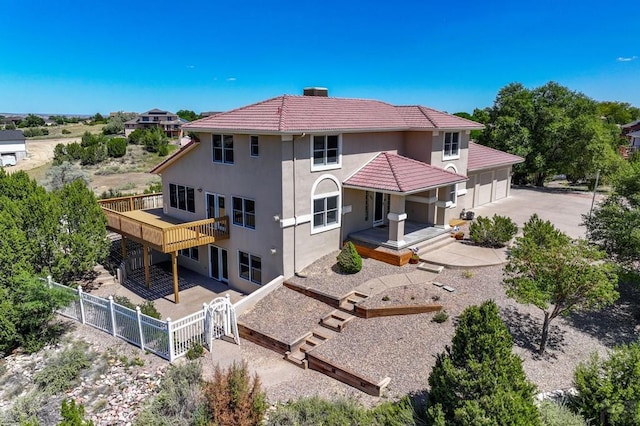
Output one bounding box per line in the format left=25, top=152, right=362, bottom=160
left=426, top=187, right=603, bottom=268
left=470, top=187, right=602, bottom=239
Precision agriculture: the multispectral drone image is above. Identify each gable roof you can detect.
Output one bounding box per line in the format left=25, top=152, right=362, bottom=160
left=622, top=119, right=640, bottom=129
left=150, top=140, right=200, bottom=174
left=184, top=95, right=483, bottom=134
left=344, top=152, right=467, bottom=194
left=0, top=130, right=25, bottom=141
left=467, top=142, right=524, bottom=172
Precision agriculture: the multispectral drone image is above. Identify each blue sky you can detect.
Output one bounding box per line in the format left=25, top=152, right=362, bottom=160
left=1, top=0, right=638, bottom=115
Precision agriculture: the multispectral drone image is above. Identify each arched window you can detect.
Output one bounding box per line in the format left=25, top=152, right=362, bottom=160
left=311, top=175, right=341, bottom=234
left=445, top=164, right=458, bottom=207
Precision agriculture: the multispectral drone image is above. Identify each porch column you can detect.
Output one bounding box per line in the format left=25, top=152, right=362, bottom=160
left=386, top=194, right=407, bottom=248
left=143, top=244, right=150, bottom=288
left=120, top=236, right=127, bottom=258
left=171, top=251, right=180, bottom=304
left=434, top=187, right=448, bottom=229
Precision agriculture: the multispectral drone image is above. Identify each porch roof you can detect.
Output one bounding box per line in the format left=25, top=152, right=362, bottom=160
left=343, top=152, right=467, bottom=194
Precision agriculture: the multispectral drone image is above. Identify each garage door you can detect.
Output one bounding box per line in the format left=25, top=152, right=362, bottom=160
left=477, top=172, right=493, bottom=206
left=466, top=175, right=476, bottom=207
left=494, top=168, right=508, bottom=200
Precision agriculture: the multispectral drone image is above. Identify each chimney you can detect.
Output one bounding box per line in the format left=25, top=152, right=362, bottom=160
left=303, top=87, right=329, bottom=97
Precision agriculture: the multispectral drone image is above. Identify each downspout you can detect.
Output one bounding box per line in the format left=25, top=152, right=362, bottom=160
left=292, top=133, right=305, bottom=275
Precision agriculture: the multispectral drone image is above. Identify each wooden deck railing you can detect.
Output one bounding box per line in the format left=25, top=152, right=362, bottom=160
left=98, top=193, right=163, bottom=212
left=99, top=194, right=229, bottom=252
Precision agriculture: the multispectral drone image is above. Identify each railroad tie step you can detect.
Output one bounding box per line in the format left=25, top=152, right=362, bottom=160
left=321, top=309, right=355, bottom=332
left=285, top=350, right=308, bottom=369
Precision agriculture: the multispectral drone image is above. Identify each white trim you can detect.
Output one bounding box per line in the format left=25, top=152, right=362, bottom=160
left=457, top=188, right=468, bottom=196
left=444, top=164, right=458, bottom=208
left=280, top=217, right=296, bottom=228
left=387, top=212, right=407, bottom=221
left=406, top=195, right=438, bottom=204
left=232, top=275, right=284, bottom=316
left=310, top=134, right=342, bottom=172
left=296, top=214, right=312, bottom=225
left=249, top=135, right=259, bottom=158
left=442, top=131, right=461, bottom=161
left=231, top=195, right=256, bottom=230
left=237, top=249, right=262, bottom=286
left=310, top=174, right=342, bottom=235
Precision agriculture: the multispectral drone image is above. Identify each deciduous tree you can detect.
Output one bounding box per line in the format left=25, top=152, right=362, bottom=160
left=504, top=215, right=619, bottom=354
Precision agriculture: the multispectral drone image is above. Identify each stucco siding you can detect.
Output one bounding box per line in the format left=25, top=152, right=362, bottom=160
left=158, top=133, right=283, bottom=292
left=403, top=131, right=433, bottom=163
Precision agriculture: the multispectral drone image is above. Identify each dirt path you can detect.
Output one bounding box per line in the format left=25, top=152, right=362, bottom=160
left=8, top=138, right=79, bottom=173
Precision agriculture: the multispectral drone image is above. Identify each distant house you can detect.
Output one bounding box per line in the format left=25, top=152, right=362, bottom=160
left=0, top=130, right=27, bottom=166
left=124, top=109, right=187, bottom=138
left=620, top=119, right=640, bottom=158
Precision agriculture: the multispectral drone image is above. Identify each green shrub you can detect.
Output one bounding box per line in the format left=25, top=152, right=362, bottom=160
left=266, top=396, right=417, bottom=425
left=135, top=361, right=207, bottom=426
left=432, top=310, right=449, bottom=323
left=426, top=300, right=540, bottom=425
left=1, top=391, right=45, bottom=425
left=336, top=241, right=362, bottom=274
left=22, top=127, right=49, bottom=137
left=186, top=342, right=204, bottom=360
left=33, top=342, right=94, bottom=394
left=60, top=399, right=94, bottom=425
left=107, top=137, right=127, bottom=158
left=62, top=128, right=72, bottom=134
left=538, top=401, right=586, bottom=426
left=572, top=343, right=640, bottom=425
left=469, top=214, right=518, bottom=248
left=203, top=360, right=266, bottom=426
left=112, top=295, right=161, bottom=319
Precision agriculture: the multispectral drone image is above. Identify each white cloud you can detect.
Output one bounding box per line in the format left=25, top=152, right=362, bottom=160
left=226, top=77, right=237, bottom=81
left=617, top=56, right=638, bottom=62
left=186, top=65, right=196, bottom=69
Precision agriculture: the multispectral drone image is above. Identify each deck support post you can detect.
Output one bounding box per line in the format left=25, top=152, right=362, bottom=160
left=120, top=236, right=127, bottom=258
left=171, top=251, right=179, bottom=304
left=143, top=244, right=150, bottom=288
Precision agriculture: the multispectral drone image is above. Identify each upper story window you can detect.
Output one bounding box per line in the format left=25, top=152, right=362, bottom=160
left=142, top=116, right=149, bottom=122
left=443, top=132, right=460, bottom=159
left=312, top=135, right=340, bottom=171
left=232, top=196, right=255, bottom=229
left=169, top=184, right=195, bottom=213
left=213, top=134, right=234, bottom=164
left=250, top=136, right=259, bottom=157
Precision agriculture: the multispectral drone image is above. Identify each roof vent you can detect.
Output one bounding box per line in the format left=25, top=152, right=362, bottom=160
left=303, top=87, right=328, bottom=97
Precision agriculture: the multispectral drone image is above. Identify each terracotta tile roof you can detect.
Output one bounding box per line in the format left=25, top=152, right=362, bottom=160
left=394, top=106, right=483, bottom=129
left=150, top=140, right=200, bottom=174
left=467, top=142, right=524, bottom=172
left=184, top=95, right=483, bottom=133
left=344, top=152, right=467, bottom=193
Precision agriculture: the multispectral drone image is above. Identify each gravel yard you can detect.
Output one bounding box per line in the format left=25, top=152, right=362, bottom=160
left=238, top=249, right=640, bottom=403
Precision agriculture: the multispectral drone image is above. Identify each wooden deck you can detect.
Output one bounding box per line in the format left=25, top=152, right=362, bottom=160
left=99, top=194, right=229, bottom=253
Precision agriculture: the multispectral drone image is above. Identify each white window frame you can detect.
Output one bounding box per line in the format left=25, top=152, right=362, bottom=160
left=250, top=135, right=259, bottom=157
left=443, top=132, right=460, bottom=160
left=444, top=164, right=458, bottom=208
left=238, top=250, right=262, bottom=285
left=310, top=175, right=341, bottom=234
left=310, top=134, right=341, bottom=171
left=232, top=196, right=256, bottom=229
left=212, top=134, right=234, bottom=164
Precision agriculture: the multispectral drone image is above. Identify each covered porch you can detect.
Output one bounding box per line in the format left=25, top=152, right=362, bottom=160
left=99, top=193, right=229, bottom=303
left=348, top=220, right=451, bottom=250
left=343, top=152, right=468, bottom=253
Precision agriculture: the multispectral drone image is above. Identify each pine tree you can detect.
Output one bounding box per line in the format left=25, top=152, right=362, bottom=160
left=426, top=300, right=541, bottom=425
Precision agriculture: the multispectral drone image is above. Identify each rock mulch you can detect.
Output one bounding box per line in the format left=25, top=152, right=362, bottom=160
left=238, top=250, right=640, bottom=403
left=0, top=322, right=168, bottom=426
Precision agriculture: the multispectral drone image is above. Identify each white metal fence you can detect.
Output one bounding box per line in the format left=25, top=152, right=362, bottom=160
left=44, top=276, right=237, bottom=361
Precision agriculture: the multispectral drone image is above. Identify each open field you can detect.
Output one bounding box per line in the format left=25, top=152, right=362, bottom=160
left=10, top=137, right=175, bottom=196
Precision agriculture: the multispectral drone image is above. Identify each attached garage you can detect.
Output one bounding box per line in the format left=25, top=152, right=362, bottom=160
left=466, top=142, right=524, bottom=209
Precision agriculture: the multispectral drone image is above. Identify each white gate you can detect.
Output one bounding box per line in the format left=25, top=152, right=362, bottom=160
left=204, top=295, right=239, bottom=349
